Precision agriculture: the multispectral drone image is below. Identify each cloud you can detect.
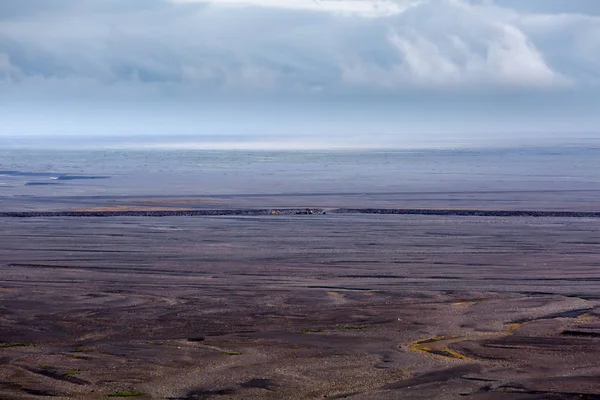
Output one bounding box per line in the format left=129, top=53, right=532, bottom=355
left=171, top=0, right=422, bottom=17
left=0, top=53, right=19, bottom=78
left=0, top=0, right=597, bottom=102
left=486, top=0, right=600, bottom=16
left=517, top=14, right=600, bottom=84
left=340, top=0, right=567, bottom=89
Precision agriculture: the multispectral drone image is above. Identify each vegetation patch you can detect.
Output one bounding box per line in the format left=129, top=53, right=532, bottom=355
left=507, top=322, right=526, bottom=334
left=413, top=336, right=448, bottom=345
left=410, top=336, right=472, bottom=361
left=301, top=328, right=322, bottom=333
left=220, top=351, right=242, bottom=356
left=0, top=343, right=31, bottom=349
left=339, top=325, right=369, bottom=331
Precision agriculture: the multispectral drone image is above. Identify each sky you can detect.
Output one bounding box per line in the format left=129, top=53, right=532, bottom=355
left=1, top=0, right=599, bottom=148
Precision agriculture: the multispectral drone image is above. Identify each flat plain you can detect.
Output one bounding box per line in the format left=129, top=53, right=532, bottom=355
left=1, top=211, right=600, bottom=399
left=2, top=147, right=600, bottom=399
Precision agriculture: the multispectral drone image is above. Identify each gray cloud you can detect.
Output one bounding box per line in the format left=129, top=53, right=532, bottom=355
left=1, top=0, right=599, bottom=140
left=489, top=0, right=600, bottom=16
left=0, top=0, right=598, bottom=101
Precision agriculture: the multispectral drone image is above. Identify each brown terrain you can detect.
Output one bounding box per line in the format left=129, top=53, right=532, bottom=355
left=1, top=210, right=600, bottom=399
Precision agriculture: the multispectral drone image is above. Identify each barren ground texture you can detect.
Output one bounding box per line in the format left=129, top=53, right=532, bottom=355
left=1, top=213, right=600, bottom=399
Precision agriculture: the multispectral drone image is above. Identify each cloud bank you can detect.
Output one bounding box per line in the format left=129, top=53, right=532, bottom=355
left=0, top=0, right=598, bottom=142
left=0, top=0, right=598, bottom=100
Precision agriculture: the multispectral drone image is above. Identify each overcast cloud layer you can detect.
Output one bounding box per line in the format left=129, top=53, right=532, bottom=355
left=1, top=0, right=599, bottom=145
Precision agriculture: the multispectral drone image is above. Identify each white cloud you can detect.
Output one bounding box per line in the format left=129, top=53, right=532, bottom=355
left=340, top=0, right=566, bottom=88
left=170, top=0, right=422, bottom=17
left=516, top=13, right=600, bottom=84
left=0, top=53, right=22, bottom=82
left=0, top=0, right=597, bottom=101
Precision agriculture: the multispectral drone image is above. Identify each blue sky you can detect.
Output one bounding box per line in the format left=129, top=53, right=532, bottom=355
left=1, top=0, right=599, bottom=148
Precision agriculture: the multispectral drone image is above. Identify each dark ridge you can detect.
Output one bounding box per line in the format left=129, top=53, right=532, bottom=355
left=458, top=385, right=492, bottom=396
left=383, top=365, right=481, bottom=390
left=182, top=388, right=236, bottom=398
left=23, top=367, right=89, bottom=385
left=337, top=208, right=600, bottom=218
left=512, top=308, right=594, bottom=324
left=561, top=330, right=600, bottom=338
left=325, top=392, right=362, bottom=399
left=495, top=386, right=600, bottom=400
left=240, top=378, right=276, bottom=390
left=0, top=209, right=302, bottom=218
left=21, top=388, right=60, bottom=397
left=460, top=377, right=498, bottom=383
left=2, top=208, right=600, bottom=218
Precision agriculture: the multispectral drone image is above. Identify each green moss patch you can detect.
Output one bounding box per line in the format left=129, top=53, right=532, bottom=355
left=338, top=325, right=369, bottom=331
left=0, top=343, right=31, bottom=349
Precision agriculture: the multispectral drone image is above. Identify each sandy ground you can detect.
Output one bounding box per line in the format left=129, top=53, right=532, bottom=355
left=1, top=213, right=600, bottom=399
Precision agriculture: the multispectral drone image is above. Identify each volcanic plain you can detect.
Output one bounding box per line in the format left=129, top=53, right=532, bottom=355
left=1, top=211, right=600, bottom=399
